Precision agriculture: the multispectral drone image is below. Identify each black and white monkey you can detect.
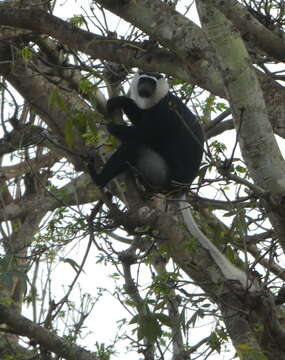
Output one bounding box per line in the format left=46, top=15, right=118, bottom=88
left=90, top=71, right=203, bottom=190
left=88, top=71, right=255, bottom=291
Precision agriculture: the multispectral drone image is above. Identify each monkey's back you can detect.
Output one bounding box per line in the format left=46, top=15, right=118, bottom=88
left=136, top=93, right=204, bottom=185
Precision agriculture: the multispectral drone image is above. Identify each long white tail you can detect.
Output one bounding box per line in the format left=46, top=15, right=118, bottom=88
left=179, top=194, right=256, bottom=291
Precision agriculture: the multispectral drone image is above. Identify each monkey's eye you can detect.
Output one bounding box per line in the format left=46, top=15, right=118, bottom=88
left=138, top=70, right=163, bottom=80
left=153, top=73, right=163, bottom=79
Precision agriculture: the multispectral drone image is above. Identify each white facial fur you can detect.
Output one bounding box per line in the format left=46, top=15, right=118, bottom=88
left=130, top=72, right=169, bottom=109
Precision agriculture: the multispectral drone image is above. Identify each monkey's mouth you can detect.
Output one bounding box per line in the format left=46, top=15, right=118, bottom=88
left=137, top=77, right=157, bottom=97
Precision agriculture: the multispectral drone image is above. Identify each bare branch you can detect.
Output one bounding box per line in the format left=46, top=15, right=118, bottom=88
left=0, top=152, right=61, bottom=180
left=211, top=0, right=285, bottom=63
left=0, top=304, right=99, bottom=360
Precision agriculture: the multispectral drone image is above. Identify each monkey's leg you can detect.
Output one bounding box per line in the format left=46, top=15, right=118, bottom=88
left=136, top=147, right=170, bottom=189
left=89, top=144, right=139, bottom=187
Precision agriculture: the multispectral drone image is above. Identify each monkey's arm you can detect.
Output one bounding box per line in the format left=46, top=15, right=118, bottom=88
left=107, top=96, right=142, bottom=124
left=107, top=123, right=145, bottom=142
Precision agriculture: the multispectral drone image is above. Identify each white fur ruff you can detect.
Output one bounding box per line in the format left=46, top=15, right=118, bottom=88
left=130, top=72, right=169, bottom=109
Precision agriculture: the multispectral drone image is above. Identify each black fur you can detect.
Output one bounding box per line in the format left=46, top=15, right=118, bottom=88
left=89, top=74, right=204, bottom=191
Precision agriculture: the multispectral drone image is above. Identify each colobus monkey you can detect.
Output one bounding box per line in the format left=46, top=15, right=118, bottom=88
left=89, top=71, right=256, bottom=291
left=90, top=71, right=203, bottom=190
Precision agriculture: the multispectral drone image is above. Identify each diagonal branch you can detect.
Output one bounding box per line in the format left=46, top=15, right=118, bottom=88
left=93, top=0, right=285, bottom=140
left=0, top=174, right=101, bottom=222
left=209, top=0, right=285, bottom=63
left=0, top=7, right=187, bottom=87
left=0, top=304, right=99, bottom=360
left=1, top=5, right=285, bottom=140
left=197, top=0, right=285, bottom=198
left=1, top=152, right=61, bottom=180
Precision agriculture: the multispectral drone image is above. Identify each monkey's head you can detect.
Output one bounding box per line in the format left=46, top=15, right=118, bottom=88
left=130, top=71, right=169, bottom=109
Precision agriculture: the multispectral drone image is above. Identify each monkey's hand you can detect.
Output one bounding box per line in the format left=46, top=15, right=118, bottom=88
left=107, top=96, right=131, bottom=114
left=106, top=123, right=139, bottom=142
left=107, top=96, right=141, bottom=125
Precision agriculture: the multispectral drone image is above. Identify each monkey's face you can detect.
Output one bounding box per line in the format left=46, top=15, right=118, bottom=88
left=130, top=71, right=169, bottom=109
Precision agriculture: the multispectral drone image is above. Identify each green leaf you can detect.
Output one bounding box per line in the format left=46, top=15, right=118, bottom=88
left=153, top=313, right=172, bottom=327
left=236, top=344, right=268, bottom=360
left=197, top=164, right=208, bottom=181
left=226, top=247, right=236, bottom=264
left=79, top=78, right=94, bottom=95
left=64, top=117, right=75, bottom=147
left=87, top=117, right=99, bottom=137
left=129, top=314, right=139, bottom=325
left=235, top=165, right=247, bottom=173
left=187, top=309, right=204, bottom=327
left=137, top=314, right=162, bottom=343
left=216, top=102, right=227, bottom=112
left=61, top=257, right=82, bottom=273
left=70, top=15, right=85, bottom=27
left=49, top=89, right=67, bottom=112
left=0, top=297, right=14, bottom=305
left=21, top=47, right=33, bottom=60
left=232, top=210, right=248, bottom=236
left=209, top=331, right=221, bottom=352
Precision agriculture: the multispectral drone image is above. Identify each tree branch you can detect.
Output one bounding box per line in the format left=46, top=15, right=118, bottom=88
left=0, top=152, right=61, bottom=180
left=1, top=6, right=285, bottom=140
left=0, top=174, right=101, bottom=222
left=0, top=304, right=99, bottom=360
left=210, top=0, right=285, bottom=63
left=197, top=0, right=285, bottom=246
